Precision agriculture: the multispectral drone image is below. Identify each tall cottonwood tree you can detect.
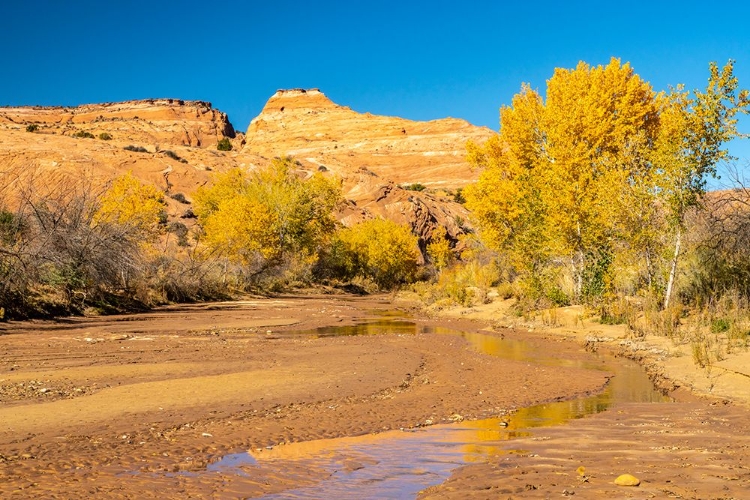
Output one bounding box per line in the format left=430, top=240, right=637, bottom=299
left=193, top=157, right=341, bottom=276
left=466, top=58, right=660, bottom=302
left=466, top=58, right=748, bottom=307
left=654, top=61, right=749, bottom=308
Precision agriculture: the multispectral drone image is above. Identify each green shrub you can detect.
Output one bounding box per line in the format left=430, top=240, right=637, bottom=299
left=98, top=132, right=112, bottom=140
left=163, top=150, right=188, bottom=163
left=124, top=145, right=149, bottom=153
left=169, top=192, right=190, bottom=204
left=404, top=183, right=426, bottom=192
left=162, top=150, right=187, bottom=163
left=217, top=138, right=232, bottom=151
left=26, top=124, right=39, bottom=133
left=453, top=188, right=466, bottom=204
left=167, top=221, right=189, bottom=246
left=72, top=130, right=95, bottom=139
left=711, top=317, right=731, bottom=333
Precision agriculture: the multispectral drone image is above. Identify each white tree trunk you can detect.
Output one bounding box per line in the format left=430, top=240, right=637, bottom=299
left=664, top=227, right=682, bottom=310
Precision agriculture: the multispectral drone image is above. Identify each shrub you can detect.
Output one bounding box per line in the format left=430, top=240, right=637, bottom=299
left=124, top=145, right=149, bottom=153
left=217, top=138, right=232, bottom=151
left=167, top=221, right=189, bottom=246
left=327, top=218, right=420, bottom=289
left=163, top=150, right=188, bottom=163
left=169, top=192, right=190, bottom=204
left=98, top=132, right=112, bottom=140
left=72, top=130, right=95, bottom=139
left=711, top=317, right=731, bottom=333
left=26, top=124, right=39, bottom=133
left=404, top=183, right=426, bottom=192
left=95, top=173, right=166, bottom=236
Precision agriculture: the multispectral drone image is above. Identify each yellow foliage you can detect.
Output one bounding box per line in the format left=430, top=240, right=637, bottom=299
left=94, top=172, right=165, bottom=237
left=201, top=195, right=280, bottom=264
left=426, top=226, right=453, bottom=272
left=466, top=58, right=660, bottom=300
left=335, top=218, right=420, bottom=289
left=193, top=157, right=341, bottom=269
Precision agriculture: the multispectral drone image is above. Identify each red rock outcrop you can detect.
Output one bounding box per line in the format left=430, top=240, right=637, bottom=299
left=244, top=88, right=493, bottom=243
left=1, top=90, right=492, bottom=247
left=0, top=99, right=237, bottom=148
left=244, top=88, right=493, bottom=189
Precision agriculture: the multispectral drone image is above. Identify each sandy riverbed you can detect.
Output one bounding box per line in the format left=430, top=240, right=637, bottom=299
left=1, top=294, right=748, bottom=498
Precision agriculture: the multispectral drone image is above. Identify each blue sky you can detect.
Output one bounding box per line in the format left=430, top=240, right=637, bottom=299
left=2, top=1, right=749, bottom=184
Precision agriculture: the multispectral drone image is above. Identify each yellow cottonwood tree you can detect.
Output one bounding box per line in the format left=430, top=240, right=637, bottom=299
left=94, top=172, right=165, bottom=237
left=466, top=58, right=660, bottom=302
left=193, top=157, right=341, bottom=271
left=653, top=61, right=750, bottom=308
left=426, top=225, right=453, bottom=273
left=335, top=218, right=420, bottom=288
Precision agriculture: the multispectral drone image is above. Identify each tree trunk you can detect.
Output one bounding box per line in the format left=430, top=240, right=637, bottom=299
left=664, top=227, right=682, bottom=310
left=575, top=221, right=583, bottom=301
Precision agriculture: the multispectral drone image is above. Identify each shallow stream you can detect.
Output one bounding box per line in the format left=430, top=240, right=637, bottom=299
left=209, top=319, right=669, bottom=499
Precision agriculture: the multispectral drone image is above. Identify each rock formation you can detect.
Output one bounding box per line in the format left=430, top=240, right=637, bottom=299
left=244, top=88, right=493, bottom=244
left=244, top=88, right=493, bottom=189
left=0, top=99, right=237, bottom=148
left=1, top=90, right=493, bottom=248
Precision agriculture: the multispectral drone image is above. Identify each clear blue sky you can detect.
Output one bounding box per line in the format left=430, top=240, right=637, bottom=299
left=2, top=1, right=749, bottom=184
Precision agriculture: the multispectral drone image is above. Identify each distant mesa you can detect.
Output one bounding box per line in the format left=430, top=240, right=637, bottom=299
left=0, top=98, right=236, bottom=148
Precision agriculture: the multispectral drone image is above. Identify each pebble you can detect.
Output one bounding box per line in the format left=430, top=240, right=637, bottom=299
left=614, top=473, right=640, bottom=486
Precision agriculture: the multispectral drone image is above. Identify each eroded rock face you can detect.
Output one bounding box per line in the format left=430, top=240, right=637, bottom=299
left=1, top=90, right=491, bottom=248
left=244, top=88, right=493, bottom=243
left=338, top=168, right=472, bottom=250
left=244, top=88, right=493, bottom=189
left=0, top=99, right=237, bottom=148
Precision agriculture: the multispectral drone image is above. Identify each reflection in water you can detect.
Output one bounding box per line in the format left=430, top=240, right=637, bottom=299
left=209, top=319, right=670, bottom=499
left=291, top=320, right=421, bottom=338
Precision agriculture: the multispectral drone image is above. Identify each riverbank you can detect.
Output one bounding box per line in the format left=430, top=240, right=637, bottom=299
left=414, top=295, right=750, bottom=406
left=407, top=295, right=750, bottom=498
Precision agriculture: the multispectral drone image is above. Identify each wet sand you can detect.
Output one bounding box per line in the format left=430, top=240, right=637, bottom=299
left=0, top=295, right=608, bottom=498
left=421, top=394, right=750, bottom=499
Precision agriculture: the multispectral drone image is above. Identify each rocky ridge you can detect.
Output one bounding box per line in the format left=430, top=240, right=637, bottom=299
left=0, top=99, right=237, bottom=148
left=1, top=90, right=493, bottom=245
left=243, top=88, right=493, bottom=244
left=244, top=88, right=492, bottom=189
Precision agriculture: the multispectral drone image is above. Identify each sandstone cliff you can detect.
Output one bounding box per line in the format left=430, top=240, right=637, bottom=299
left=244, top=88, right=493, bottom=244
left=0, top=99, right=237, bottom=148
left=1, top=91, right=492, bottom=248
left=244, top=88, right=492, bottom=189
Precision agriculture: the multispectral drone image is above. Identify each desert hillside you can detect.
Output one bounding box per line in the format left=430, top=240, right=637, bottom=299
left=0, top=91, right=493, bottom=242
left=244, top=88, right=493, bottom=189
left=0, top=99, right=236, bottom=147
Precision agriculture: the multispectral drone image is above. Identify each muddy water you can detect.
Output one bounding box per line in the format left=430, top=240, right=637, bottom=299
left=210, top=320, right=669, bottom=499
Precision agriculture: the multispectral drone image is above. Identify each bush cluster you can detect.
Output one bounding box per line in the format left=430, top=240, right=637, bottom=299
left=216, top=138, right=232, bottom=151
left=163, top=150, right=188, bottom=163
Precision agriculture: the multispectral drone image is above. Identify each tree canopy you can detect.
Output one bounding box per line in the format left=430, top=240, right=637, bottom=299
left=465, top=58, right=748, bottom=307
left=193, top=157, right=341, bottom=272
